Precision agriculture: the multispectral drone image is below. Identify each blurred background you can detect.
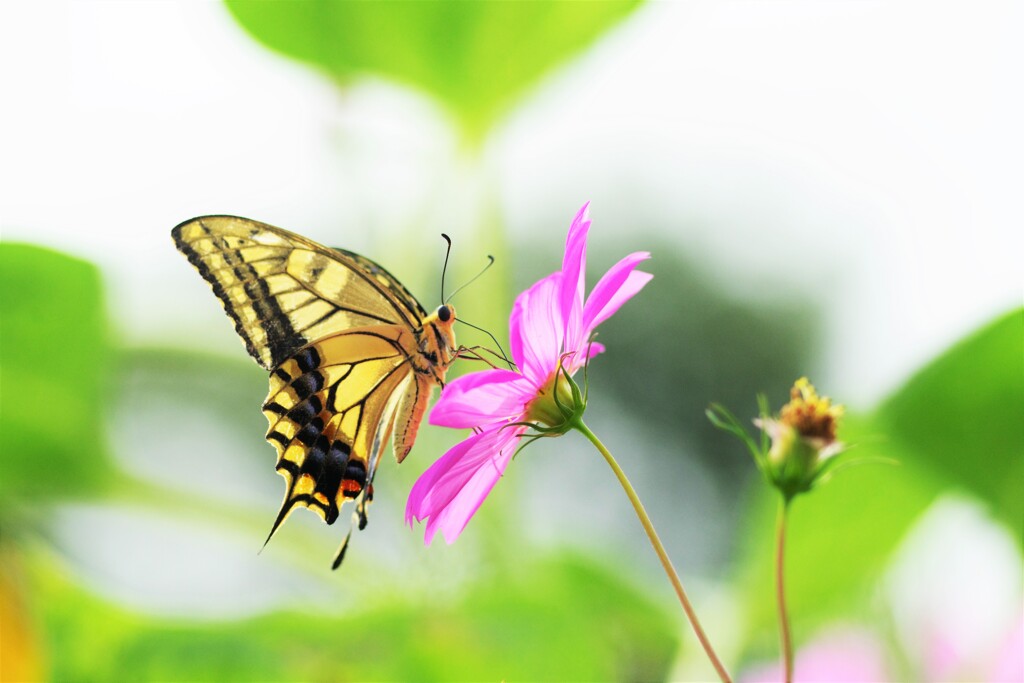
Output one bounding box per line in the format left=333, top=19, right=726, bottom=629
left=1, top=2, right=1021, bottom=681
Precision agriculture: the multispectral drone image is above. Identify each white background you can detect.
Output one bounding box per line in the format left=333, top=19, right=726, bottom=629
left=2, top=1, right=1021, bottom=407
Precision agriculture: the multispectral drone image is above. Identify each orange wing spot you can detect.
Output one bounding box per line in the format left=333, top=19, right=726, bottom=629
left=341, top=479, right=363, bottom=494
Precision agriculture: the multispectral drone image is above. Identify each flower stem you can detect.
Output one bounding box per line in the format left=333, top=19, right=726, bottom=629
left=776, top=497, right=794, bottom=683
left=574, top=419, right=732, bottom=683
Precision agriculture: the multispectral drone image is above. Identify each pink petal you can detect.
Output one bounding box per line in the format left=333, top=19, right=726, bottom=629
left=560, top=203, right=590, bottom=303
left=406, top=431, right=487, bottom=525
left=741, top=628, right=891, bottom=683
left=564, top=340, right=605, bottom=373
left=581, top=252, right=652, bottom=336
left=509, top=273, right=563, bottom=382
left=990, top=614, right=1023, bottom=683
left=406, top=425, right=523, bottom=544
left=560, top=203, right=590, bottom=351
left=429, top=369, right=535, bottom=428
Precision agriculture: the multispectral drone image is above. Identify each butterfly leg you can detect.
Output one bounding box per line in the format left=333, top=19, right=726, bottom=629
left=456, top=344, right=516, bottom=371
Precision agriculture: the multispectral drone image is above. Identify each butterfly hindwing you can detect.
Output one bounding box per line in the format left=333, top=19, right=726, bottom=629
left=262, top=326, right=414, bottom=529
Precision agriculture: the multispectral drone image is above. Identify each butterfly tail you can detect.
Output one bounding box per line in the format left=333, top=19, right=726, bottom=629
left=261, top=495, right=299, bottom=552
left=331, top=528, right=353, bottom=570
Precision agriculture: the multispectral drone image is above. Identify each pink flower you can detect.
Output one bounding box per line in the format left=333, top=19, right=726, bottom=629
left=740, top=627, right=892, bottom=683
left=405, top=203, right=652, bottom=544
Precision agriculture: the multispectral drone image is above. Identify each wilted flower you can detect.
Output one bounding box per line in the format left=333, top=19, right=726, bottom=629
left=406, top=203, right=652, bottom=544
left=708, top=377, right=848, bottom=501
left=711, top=380, right=862, bottom=683
left=760, top=377, right=846, bottom=499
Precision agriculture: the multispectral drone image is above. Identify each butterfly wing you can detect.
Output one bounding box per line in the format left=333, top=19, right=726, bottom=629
left=173, top=216, right=457, bottom=567
left=172, top=215, right=427, bottom=370
left=262, top=327, right=418, bottom=532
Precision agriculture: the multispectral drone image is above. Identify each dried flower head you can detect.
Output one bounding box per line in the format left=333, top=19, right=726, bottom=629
left=708, top=378, right=851, bottom=502
left=779, top=377, right=844, bottom=443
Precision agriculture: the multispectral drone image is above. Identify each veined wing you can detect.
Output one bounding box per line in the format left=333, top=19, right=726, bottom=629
left=172, top=214, right=460, bottom=568
left=172, top=215, right=427, bottom=370
left=261, top=324, right=435, bottom=565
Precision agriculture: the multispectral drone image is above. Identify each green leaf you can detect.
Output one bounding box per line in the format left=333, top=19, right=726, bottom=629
left=734, top=419, right=941, bottom=656
left=877, top=307, right=1024, bottom=542
left=732, top=308, right=1024, bottom=656
left=223, top=0, right=643, bottom=143
left=38, top=552, right=677, bottom=681
left=706, top=403, right=767, bottom=471
left=0, top=243, right=114, bottom=500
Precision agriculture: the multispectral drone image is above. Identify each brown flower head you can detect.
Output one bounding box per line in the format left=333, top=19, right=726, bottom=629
left=779, top=377, right=844, bottom=444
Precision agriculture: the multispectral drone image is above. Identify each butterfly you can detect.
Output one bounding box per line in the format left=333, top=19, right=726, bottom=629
left=172, top=215, right=458, bottom=568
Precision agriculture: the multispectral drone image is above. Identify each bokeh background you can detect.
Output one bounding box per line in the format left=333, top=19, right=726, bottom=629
left=1, top=2, right=1021, bottom=681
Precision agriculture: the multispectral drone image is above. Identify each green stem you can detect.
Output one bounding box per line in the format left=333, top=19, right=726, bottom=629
left=776, top=497, right=794, bottom=683
left=574, top=419, right=732, bottom=683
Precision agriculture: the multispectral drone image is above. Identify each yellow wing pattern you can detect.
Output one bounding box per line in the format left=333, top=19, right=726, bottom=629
left=172, top=215, right=427, bottom=370
left=172, top=216, right=457, bottom=568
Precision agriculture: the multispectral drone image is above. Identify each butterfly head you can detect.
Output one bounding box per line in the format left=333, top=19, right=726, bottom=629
left=421, top=304, right=458, bottom=363
left=427, top=304, right=456, bottom=336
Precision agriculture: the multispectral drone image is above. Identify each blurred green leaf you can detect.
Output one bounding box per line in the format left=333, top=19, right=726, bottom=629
left=734, top=421, right=941, bottom=656
left=877, top=307, right=1024, bottom=542
left=732, top=308, right=1024, bottom=657
left=0, top=243, right=113, bottom=500
left=40, top=552, right=676, bottom=682
left=223, top=0, right=643, bottom=142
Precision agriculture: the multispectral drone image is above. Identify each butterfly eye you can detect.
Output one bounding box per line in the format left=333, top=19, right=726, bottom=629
left=437, top=305, right=452, bottom=322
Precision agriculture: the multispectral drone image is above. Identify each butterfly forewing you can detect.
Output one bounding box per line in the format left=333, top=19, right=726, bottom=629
left=172, top=215, right=458, bottom=568
left=172, top=215, right=426, bottom=369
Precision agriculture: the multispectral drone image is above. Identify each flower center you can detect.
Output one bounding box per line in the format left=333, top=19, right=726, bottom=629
left=778, top=377, right=843, bottom=443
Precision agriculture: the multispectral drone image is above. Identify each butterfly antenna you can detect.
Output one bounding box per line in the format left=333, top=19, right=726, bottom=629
left=457, top=318, right=514, bottom=370
left=446, top=254, right=495, bottom=304
left=440, top=233, right=453, bottom=303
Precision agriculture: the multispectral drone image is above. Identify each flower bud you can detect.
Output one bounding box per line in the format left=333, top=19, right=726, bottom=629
left=760, top=378, right=845, bottom=500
